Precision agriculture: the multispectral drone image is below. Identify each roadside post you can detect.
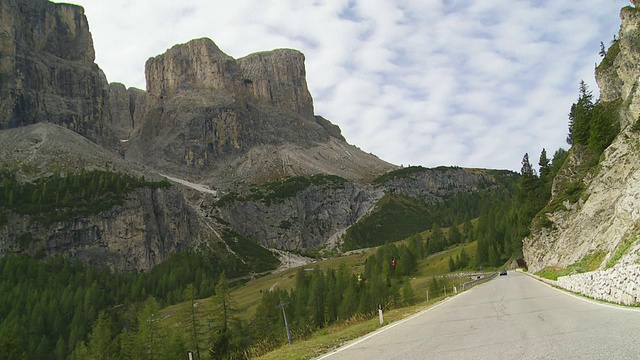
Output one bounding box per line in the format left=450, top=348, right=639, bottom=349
left=187, top=351, right=194, bottom=360
left=378, top=304, right=384, bottom=324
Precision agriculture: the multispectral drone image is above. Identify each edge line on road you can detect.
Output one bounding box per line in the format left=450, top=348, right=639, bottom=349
left=316, top=290, right=473, bottom=359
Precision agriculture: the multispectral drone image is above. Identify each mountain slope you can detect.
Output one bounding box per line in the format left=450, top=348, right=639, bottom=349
left=124, top=38, right=395, bottom=188
left=523, top=5, right=640, bottom=276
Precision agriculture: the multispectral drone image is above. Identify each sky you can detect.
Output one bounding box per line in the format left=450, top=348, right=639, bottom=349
left=70, top=0, right=629, bottom=172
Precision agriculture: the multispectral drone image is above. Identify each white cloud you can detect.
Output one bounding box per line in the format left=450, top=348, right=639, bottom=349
left=72, top=0, right=628, bottom=171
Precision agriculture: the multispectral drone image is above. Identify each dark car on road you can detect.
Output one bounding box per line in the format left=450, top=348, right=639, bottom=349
left=499, top=269, right=507, bottom=276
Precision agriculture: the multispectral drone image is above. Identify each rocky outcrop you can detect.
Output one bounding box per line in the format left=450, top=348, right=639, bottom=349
left=0, top=123, right=210, bottom=271
left=0, top=123, right=145, bottom=181
left=524, top=4, right=640, bottom=273
left=108, top=83, right=145, bottom=140
left=215, top=182, right=384, bottom=251
left=238, top=49, right=314, bottom=116
left=213, top=167, right=509, bottom=252
left=144, top=38, right=242, bottom=109
left=207, top=139, right=393, bottom=189
left=0, top=185, right=197, bottom=272
left=126, top=37, right=394, bottom=185
left=382, top=167, right=508, bottom=204
left=0, top=0, right=118, bottom=148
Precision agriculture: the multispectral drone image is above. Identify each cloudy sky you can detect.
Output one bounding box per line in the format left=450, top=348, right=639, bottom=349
left=71, top=0, right=628, bottom=172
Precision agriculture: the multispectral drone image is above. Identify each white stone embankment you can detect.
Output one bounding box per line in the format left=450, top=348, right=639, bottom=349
left=556, top=265, right=640, bottom=306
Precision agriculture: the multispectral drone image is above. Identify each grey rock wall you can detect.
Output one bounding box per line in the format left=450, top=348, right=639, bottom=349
left=0, top=187, right=197, bottom=272
left=557, top=265, right=640, bottom=305
left=0, top=0, right=118, bottom=148
left=524, top=5, right=640, bottom=273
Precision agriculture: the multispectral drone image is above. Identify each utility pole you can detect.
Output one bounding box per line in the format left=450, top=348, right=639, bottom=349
left=276, top=301, right=293, bottom=345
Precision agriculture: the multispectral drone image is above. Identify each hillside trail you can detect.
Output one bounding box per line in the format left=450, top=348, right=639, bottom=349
left=160, top=173, right=218, bottom=195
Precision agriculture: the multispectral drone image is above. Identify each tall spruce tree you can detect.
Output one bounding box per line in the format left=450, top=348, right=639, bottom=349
left=567, top=80, right=594, bottom=145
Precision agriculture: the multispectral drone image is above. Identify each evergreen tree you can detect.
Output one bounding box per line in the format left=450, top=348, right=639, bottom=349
left=338, top=281, right=358, bottom=320
left=448, top=256, right=456, bottom=272
left=183, top=284, right=203, bottom=360
left=428, top=277, right=440, bottom=297
left=448, top=226, right=462, bottom=245
left=462, top=219, right=474, bottom=242
left=307, top=267, right=326, bottom=328
left=538, top=148, right=550, bottom=182
left=567, top=80, right=594, bottom=145
left=428, top=223, right=446, bottom=254
left=68, top=341, right=89, bottom=360
left=209, top=273, right=239, bottom=360
left=459, top=249, right=470, bottom=269
left=86, top=310, right=115, bottom=360
left=401, top=280, right=415, bottom=306
left=136, top=297, right=163, bottom=360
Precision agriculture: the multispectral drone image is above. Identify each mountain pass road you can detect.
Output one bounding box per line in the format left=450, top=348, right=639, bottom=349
left=318, top=271, right=640, bottom=360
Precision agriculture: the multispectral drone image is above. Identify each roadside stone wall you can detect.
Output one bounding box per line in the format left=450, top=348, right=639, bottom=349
left=557, top=265, right=640, bottom=306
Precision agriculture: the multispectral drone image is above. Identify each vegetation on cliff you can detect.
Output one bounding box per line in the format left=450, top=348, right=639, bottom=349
left=0, top=169, right=171, bottom=225
left=216, top=174, right=347, bottom=207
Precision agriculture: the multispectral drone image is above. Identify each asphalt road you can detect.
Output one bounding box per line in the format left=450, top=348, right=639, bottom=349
left=317, top=271, right=640, bottom=360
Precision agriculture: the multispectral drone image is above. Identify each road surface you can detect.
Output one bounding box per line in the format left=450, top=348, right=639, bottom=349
left=318, top=271, right=640, bottom=360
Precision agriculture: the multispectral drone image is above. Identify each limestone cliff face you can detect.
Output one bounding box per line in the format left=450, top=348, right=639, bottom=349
left=0, top=187, right=196, bottom=272
left=238, top=49, right=314, bottom=116
left=0, top=0, right=118, bottom=148
left=0, top=123, right=209, bottom=272
left=126, top=38, right=394, bottom=185
left=145, top=38, right=243, bottom=108
left=523, top=4, right=640, bottom=273
left=215, top=183, right=384, bottom=251
left=382, top=167, right=505, bottom=204
left=108, top=83, right=145, bottom=140
left=213, top=167, right=508, bottom=252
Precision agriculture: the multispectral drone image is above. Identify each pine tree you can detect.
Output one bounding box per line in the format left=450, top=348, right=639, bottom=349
left=307, top=267, right=326, bottom=328
left=183, top=284, right=203, bottom=360
left=136, top=297, right=163, bottom=360
left=209, top=273, right=239, bottom=360
left=448, top=226, right=462, bottom=245
left=401, top=280, right=415, bottom=306
left=55, top=335, right=67, bottom=360
left=86, top=310, right=115, bottom=360
left=462, top=219, right=473, bottom=242
left=567, top=80, right=594, bottom=145
left=538, top=148, right=550, bottom=181
left=459, top=249, right=469, bottom=269
left=428, top=277, right=440, bottom=297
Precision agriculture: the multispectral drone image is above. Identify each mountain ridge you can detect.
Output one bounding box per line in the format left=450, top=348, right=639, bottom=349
left=0, top=0, right=517, bottom=272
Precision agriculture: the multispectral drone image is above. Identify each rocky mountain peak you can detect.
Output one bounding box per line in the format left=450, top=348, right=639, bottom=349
left=238, top=49, right=314, bottom=116
left=128, top=37, right=393, bottom=184
left=145, top=38, right=241, bottom=108
left=0, top=0, right=95, bottom=62
left=596, top=5, right=640, bottom=107
left=0, top=0, right=118, bottom=147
